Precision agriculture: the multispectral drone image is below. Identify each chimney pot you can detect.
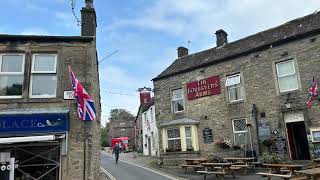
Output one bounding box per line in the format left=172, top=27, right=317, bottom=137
left=85, top=0, right=93, bottom=8
left=215, top=29, right=228, bottom=47
left=81, top=0, right=96, bottom=36
left=177, top=46, right=188, bottom=58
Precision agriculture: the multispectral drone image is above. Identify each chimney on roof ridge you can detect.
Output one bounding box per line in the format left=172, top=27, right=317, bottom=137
left=215, top=29, right=228, bottom=47
left=81, top=0, right=96, bottom=37
left=177, top=46, right=188, bottom=58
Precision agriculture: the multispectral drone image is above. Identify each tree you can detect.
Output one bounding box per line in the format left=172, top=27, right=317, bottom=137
left=108, top=109, right=135, bottom=122
left=101, top=122, right=110, bottom=147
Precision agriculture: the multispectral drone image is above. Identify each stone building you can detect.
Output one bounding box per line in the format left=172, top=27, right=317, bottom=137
left=153, top=12, right=320, bottom=165
left=0, top=0, right=101, bottom=179
left=108, top=110, right=135, bottom=147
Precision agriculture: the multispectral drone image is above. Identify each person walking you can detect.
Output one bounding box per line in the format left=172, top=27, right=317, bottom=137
left=112, top=142, right=121, bottom=164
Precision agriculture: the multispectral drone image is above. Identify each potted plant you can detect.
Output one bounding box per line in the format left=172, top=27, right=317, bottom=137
left=214, top=137, right=232, bottom=149
left=206, top=153, right=224, bottom=163
left=260, top=153, right=283, bottom=164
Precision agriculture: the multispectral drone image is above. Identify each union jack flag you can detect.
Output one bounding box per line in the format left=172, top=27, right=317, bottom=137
left=306, top=77, right=319, bottom=108
left=68, top=66, right=96, bottom=121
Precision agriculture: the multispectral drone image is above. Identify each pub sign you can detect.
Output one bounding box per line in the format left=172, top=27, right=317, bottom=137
left=186, top=75, right=220, bottom=100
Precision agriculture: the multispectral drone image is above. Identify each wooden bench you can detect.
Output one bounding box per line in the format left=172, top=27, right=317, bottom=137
left=181, top=164, right=203, bottom=174
left=232, top=164, right=251, bottom=174
left=197, top=170, right=226, bottom=180
left=257, top=172, right=293, bottom=180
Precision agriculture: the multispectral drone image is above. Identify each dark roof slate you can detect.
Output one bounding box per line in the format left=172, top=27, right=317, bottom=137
left=153, top=12, right=320, bottom=81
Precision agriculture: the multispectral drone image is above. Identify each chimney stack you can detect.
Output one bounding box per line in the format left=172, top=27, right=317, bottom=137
left=177, top=46, right=188, bottom=58
left=81, top=0, right=97, bottom=36
left=215, top=29, right=228, bottom=47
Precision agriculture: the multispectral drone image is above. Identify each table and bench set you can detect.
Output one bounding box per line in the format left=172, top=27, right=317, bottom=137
left=181, top=157, right=320, bottom=180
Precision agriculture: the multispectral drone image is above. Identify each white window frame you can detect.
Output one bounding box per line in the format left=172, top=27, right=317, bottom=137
left=276, top=60, right=299, bottom=93
left=167, top=127, right=181, bottom=151
left=171, top=88, right=185, bottom=113
left=0, top=54, right=25, bottom=99
left=226, top=73, right=243, bottom=102
left=185, top=126, right=193, bottom=150
left=310, top=128, right=320, bottom=143
left=29, top=54, right=57, bottom=98
left=232, top=119, right=247, bottom=145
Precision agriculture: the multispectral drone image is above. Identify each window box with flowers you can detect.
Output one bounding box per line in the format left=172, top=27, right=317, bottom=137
left=214, top=137, right=232, bottom=149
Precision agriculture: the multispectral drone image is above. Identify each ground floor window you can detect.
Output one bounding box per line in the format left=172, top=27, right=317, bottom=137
left=232, top=119, right=247, bottom=145
left=167, top=128, right=181, bottom=152
left=163, top=125, right=199, bottom=152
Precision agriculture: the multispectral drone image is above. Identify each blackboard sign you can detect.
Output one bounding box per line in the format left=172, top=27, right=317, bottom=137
left=274, top=138, right=287, bottom=154
left=258, top=122, right=271, bottom=140
left=203, top=128, right=213, bottom=143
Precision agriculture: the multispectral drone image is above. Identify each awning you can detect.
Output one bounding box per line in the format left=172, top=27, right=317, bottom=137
left=159, top=118, right=199, bottom=128
left=0, top=134, right=65, bottom=144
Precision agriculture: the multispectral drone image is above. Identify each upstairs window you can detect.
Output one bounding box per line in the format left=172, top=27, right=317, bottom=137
left=0, top=54, right=24, bottom=98
left=30, top=54, right=57, bottom=98
left=232, top=119, right=247, bottom=145
left=276, top=60, right=299, bottom=92
left=171, top=88, right=184, bottom=113
left=226, top=74, right=243, bottom=102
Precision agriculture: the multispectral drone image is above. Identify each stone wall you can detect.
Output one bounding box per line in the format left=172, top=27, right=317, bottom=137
left=153, top=33, right=320, bottom=161
left=0, top=39, right=101, bottom=180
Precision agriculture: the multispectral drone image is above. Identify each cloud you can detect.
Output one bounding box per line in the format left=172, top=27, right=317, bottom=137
left=20, top=28, right=50, bottom=35
left=108, top=0, right=320, bottom=41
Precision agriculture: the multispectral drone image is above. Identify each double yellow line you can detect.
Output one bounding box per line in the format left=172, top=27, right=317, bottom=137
left=100, top=166, right=117, bottom=180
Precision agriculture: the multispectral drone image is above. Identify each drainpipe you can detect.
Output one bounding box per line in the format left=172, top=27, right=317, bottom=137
left=252, top=104, right=261, bottom=156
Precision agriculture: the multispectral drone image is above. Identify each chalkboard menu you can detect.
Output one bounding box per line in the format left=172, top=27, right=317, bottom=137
left=274, top=138, right=287, bottom=154
left=258, top=122, right=271, bottom=140
left=203, top=128, right=213, bottom=143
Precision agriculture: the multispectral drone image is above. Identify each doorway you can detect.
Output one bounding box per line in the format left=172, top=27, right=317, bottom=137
left=148, top=138, right=151, bottom=156
left=286, top=121, right=310, bottom=160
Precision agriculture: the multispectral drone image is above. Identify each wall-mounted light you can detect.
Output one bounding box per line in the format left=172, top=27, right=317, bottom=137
left=285, top=103, right=291, bottom=109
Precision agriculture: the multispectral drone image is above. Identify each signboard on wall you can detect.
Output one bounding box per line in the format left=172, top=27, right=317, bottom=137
left=203, top=128, right=213, bottom=143
left=274, top=138, right=287, bottom=154
left=258, top=122, right=271, bottom=140
left=0, top=113, right=69, bottom=134
left=186, top=75, right=220, bottom=100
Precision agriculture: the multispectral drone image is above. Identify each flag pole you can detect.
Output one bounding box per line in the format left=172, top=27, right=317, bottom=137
left=83, top=122, right=87, bottom=180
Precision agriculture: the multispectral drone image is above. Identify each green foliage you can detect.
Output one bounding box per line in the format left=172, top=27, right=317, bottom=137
left=109, top=109, right=135, bottom=122
left=260, top=153, right=283, bottom=164
left=101, top=123, right=110, bottom=147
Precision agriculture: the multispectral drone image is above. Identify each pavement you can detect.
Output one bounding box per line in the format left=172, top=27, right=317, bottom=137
left=100, top=151, right=284, bottom=180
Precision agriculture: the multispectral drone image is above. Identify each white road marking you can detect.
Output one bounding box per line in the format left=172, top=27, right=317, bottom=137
left=100, top=166, right=117, bottom=180
left=101, top=152, right=179, bottom=180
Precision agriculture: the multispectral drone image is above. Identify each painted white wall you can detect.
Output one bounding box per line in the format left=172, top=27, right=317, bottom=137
left=142, top=105, right=159, bottom=157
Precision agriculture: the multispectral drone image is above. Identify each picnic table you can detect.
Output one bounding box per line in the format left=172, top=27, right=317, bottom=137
left=313, top=158, right=320, bottom=167
left=257, top=164, right=304, bottom=180
left=181, top=158, right=207, bottom=174
left=297, top=167, right=320, bottom=180
left=197, top=162, right=237, bottom=180
left=224, top=157, right=256, bottom=174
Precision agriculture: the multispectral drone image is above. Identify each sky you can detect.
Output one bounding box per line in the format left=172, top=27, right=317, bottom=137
left=1, top=0, right=320, bottom=126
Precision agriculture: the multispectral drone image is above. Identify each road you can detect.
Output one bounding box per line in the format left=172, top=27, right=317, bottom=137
left=101, top=153, right=176, bottom=180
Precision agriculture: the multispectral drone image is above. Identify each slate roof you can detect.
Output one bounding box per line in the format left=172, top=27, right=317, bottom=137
left=0, top=34, right=94, bottom=43
left=153, top=12, right=320, bottom=81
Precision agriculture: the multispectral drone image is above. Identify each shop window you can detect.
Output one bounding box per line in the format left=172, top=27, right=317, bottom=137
left=276, top=60, right=299, bottom=92
left=30, top=54, right=57, bottom=98
left=0, top=54, right=24, bottom=98
left=167, top=128, right=181, bottom=152
left=232, top=119, right=247, bottom=145
left=185, top=126, right=193, bottom=151
left=226, top=73, right=243, bottom=102
left=171, top=88, right=184, bottom=113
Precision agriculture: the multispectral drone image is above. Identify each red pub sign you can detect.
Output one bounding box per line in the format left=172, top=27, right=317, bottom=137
left=186, top=75, right=221, bottom=100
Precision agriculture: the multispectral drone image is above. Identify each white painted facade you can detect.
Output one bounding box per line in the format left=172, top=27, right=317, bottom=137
left=142, top=105, right=159, bottom=157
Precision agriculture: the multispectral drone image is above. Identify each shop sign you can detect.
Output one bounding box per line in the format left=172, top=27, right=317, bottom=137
left=274, top=137, right=287, bottom=154
left=0, top=113, right=69, bottom=134
left=203, top=128, right=213, bottom=143
left=186, top=75, right=220, bottom=100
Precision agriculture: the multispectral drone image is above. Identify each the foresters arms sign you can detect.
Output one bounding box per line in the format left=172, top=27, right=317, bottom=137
left=186, top=75, right=221, bottom=100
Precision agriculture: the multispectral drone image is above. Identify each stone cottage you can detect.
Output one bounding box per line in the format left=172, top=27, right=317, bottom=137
left=0, top=0, right=101, bottom=179
left=153, top=12, right=320, bottom=165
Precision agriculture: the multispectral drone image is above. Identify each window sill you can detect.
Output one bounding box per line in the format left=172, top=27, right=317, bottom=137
left=163, top=150, right=200, bottom=155
left=173, top=110, right=184, bottom=115
left=279, top=89, right=299, bottom=96
left=228, top=99, right=245, bottom=105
